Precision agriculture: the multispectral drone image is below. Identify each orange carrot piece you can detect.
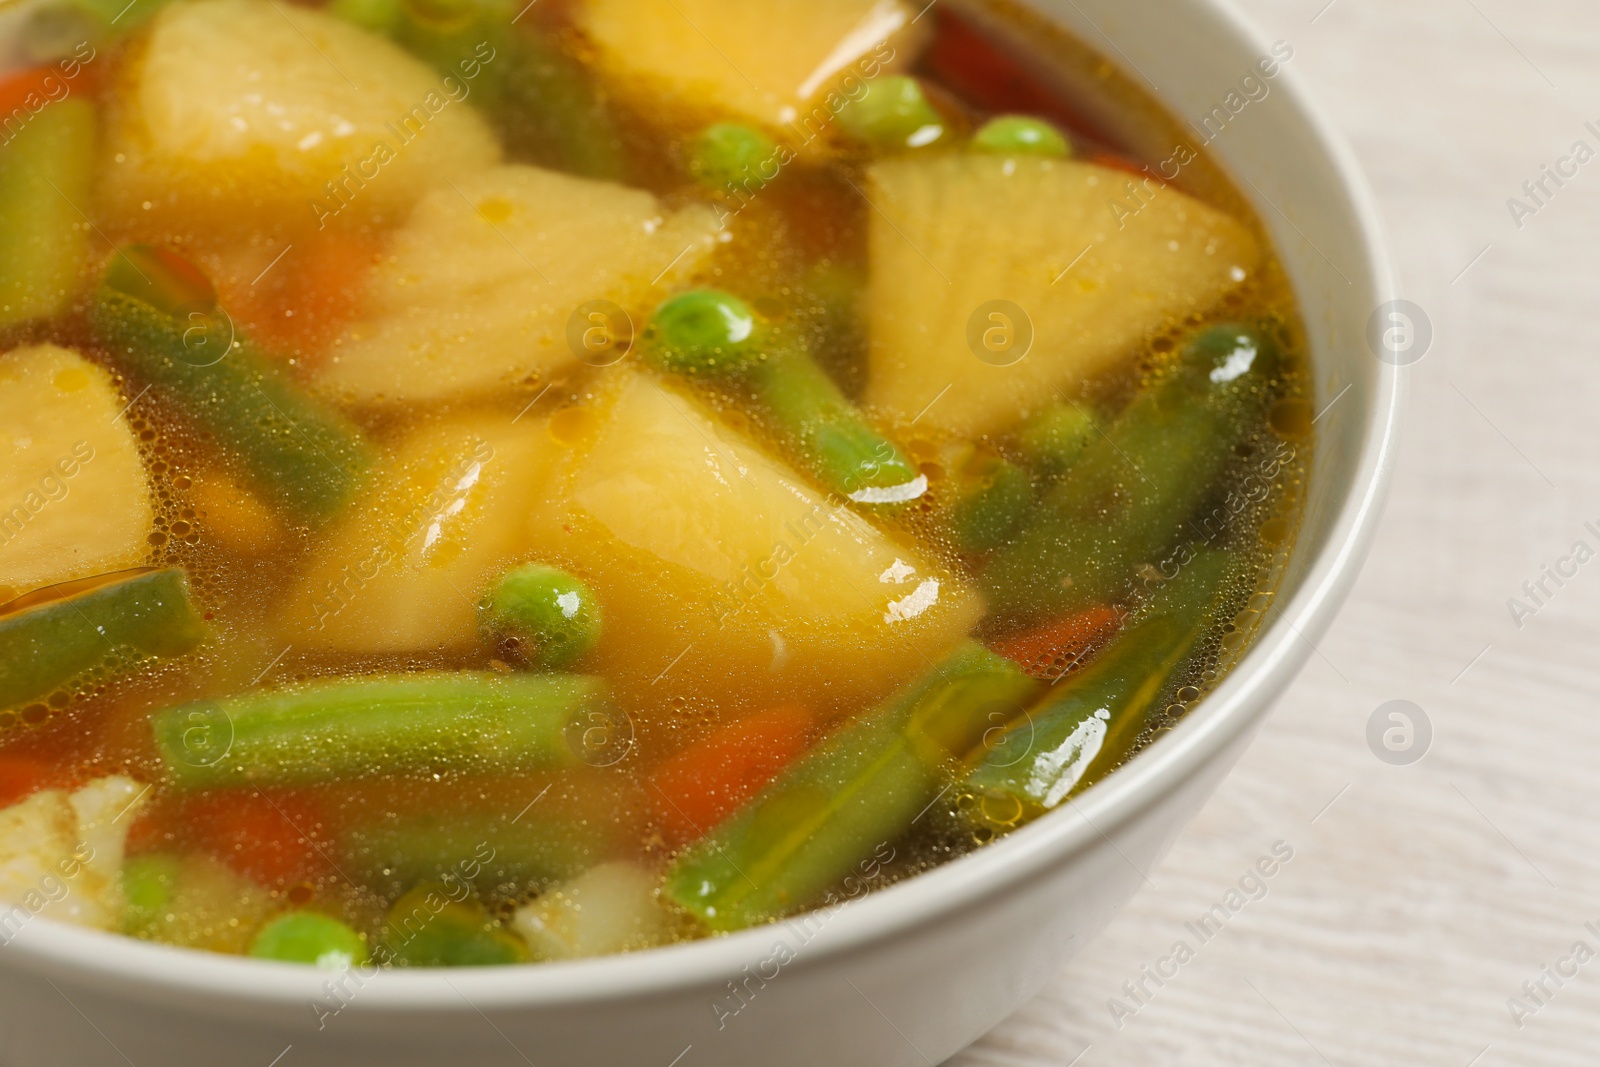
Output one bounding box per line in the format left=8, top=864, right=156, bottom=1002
left=183, top=791, right=333, bottom=889
left=920, top=9, right=1107, bottom=143
left=651, top=706, right=813, bottom=847
left=218, top=232, right=380, bottom=363
left=0, top=67, right=65, bottom=124
left=989, top=603, right=1125, bottom=681
left=0, top=755, right=62, bottom=808
left=1089, top=149, right=1156, bottom=180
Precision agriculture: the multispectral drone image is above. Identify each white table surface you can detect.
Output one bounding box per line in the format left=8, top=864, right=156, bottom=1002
left=953, top=1, right=1600, bottom=1064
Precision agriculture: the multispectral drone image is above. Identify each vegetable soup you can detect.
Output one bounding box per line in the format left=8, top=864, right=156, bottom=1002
left=0, top=0, right=1310, bottom=966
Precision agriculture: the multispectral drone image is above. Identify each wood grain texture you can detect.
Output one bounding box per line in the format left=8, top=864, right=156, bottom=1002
left=952, top=1, right=1600, bottom=1063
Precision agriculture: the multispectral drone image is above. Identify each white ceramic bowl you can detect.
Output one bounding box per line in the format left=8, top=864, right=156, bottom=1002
left=0, top=1, right=1401, bottom=1063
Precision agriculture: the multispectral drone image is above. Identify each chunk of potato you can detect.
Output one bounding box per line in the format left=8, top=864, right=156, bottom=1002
left=316, top=164, right=720, bottom=405
left=529, top=372, right=982, bottom=717
left=575, top=0, right=923, bottom=144
left=277, top=414, right=563, bottom=653
left=862, top=156, right=1262, bottom=439
left=0, top=776, right=147, bottom=933
left=0, top=346, right=153, bottom=597
left=99, top=0, right=500, bottom=233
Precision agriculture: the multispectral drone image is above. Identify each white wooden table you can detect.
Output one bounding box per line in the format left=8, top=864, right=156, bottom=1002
left=953, top=1, right=1600, bottom=1063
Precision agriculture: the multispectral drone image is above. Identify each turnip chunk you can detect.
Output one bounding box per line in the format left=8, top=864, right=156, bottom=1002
left=863, top=155, right=1261, bottom=439
left=513, top=862, right=673, bottom=960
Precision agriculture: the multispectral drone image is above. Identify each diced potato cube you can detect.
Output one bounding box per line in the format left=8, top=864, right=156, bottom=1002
left=0, top=345, right=153, bottom=597
left=530, top=372, right=982, bottom=717
left=513, top=862, right=672, bottom=960
left=0, top=776, right=147, bottom=934
left=862, top=156, right=1263, bottom=439
left=100, top=0, right=500, bottom=232
left=575, top=0, right=924, bottom=142
left=277, top=414, right=563, bottom=653
left=316, top=164, right=720, bottom=405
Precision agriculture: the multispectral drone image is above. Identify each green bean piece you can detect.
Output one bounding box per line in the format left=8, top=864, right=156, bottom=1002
left=793, top=261, right=868, bottom=399
left=972, top=115, right=1070, bottom=157
left=966, top=548, right=1234, bottom=823
left=150, top=673, right=615, bottom=789
left=479, top=564, right=602, bottom=670
left=1017, top=401, right=1099, bottom=477
left=836, top=75, right=947, bottom=152
left=382, top=886, right=528, bottom=966
left=0, top=99, right=93, bottom=329
left=328, top=0, right=402, bottom=34
left=344, top=810, right=604, bottom=897
left=689, top=123, right=780, bottom=190
left=664, top=643, right=1039, bottom=932
left=982, top=323, right=1282, bottom=620
left=0, top=568, right=208, bottom=712
left=250, top=911, right=371, bottom=967
left=497, top=29, right=628, bottom=181
left=348, top=0, right=628, bottom=181
left=22, top=0, right=171, bottom=50
left=950, top=455, right=1034, bottom=555
left=90, top=246, right=373, bottom=524
left=645, top=289, right=923, bottom=502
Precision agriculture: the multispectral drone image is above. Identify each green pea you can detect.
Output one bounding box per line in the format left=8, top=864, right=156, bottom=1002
left=689, top=123, right=780, bottom=190
left=645, top=289, right=762, bottom=376
left=120, top=854, right=180, bottom=934
left=837, top=76, right=946, bottom=151
left=479, top=564, right=603, bottom=670
left=250, top=911, right=371, bottom=968
left=972, top=115, right=1070, bottom=158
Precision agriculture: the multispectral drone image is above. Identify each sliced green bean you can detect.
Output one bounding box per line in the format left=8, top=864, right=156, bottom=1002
left=966, top=548, right=1234, bottom=822
left=1017, top=401, right=1099, bottom=477
left=334, top=0, right=629, bottom=181
left=950, top=455, right=1034, bottom=555
left=90, top=245, right=373, bottom=524
left=982, top=323, right=1282, bottom=619
left=645, top=289, right=923, bottom=502
left=0, top=568, right=208, bottom=712
left=381, top=885, right=528, bottom=966
left=151, top=673, right=615, bottom=789
left=664, top=643, right=1039, bottom=932
left=343, top=810, right=605, bottom=897
left=0, top=99, right=94, bottom=329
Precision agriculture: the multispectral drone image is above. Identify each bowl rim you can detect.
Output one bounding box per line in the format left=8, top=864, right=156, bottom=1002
left=0, top=0, right=1403, bottom=1017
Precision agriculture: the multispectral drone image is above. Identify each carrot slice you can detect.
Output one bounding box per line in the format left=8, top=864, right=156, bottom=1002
left=1088, top=149, right=1156, bottom=180
left=989, top=603, right=1125, bottom=681
left=0, top=755, right=63, bottom=808
left=182, top=791, right=333, bottom=889
left=651, top=706, right=813, bottom=847
left=920, top=9, right=1106, bottom=143
left=218, top=232, right=380, bottom=362
left=0, top=66, right=67, bottom=124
